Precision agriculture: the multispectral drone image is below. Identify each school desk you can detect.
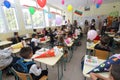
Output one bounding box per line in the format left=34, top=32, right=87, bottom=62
left=32, top=51, right=64, bottom=80
left=0, top=41, right=12, bottom=47
left=83, top=55, right=109, bottom=80
left=86, top=41, right=100, bottom=50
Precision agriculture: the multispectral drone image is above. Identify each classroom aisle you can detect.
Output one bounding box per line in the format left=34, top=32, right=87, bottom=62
left=3, top=36, right=87, bottom=80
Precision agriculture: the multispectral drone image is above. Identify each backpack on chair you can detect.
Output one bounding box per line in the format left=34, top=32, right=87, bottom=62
left=13, top=58, right=35, bottom=73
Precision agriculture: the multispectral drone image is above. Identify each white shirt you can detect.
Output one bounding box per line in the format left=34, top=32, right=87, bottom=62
left=31, top=38, right=40, bottom=46
left=24, top=59, right=42, bottom=76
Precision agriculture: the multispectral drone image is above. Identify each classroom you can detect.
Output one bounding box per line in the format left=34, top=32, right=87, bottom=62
left=0, top=0, right=120, bottom=80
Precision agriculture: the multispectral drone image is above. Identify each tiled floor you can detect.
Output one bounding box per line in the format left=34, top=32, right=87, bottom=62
left=2, top=35, right=120, bottom=80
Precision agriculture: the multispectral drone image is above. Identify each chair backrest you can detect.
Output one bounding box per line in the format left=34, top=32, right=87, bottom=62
left=11, top=67, right=33, bottom=80
left=95, top=49, right=109, bottom=60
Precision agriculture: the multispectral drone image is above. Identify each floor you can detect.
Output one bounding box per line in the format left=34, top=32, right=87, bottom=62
left=2, top=35, right=120, bottom=80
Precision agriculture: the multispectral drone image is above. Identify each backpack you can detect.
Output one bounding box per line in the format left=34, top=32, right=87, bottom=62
left=13, top=58, right=35, bottom=73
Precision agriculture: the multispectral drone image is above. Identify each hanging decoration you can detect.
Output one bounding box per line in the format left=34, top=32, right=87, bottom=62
left=37, top=0, right=46, bottom=8
left=55, top=16, right=63, bottom=25
left=87, top=30, right=97, bottom=41
left=61, top=0, right=64, bottom=5
left=48, top=13, right=52, bottom=19
left=3, top=0, right=11, bottom=8
left=97, top=0, right=103, bottom=5
left=96, top=3, right=100, bottom=8
left=29, top=7, right=35, bottom=15
left=67, top=4, right=73, bottom=12
left=74, top=10, right=83, bottom=16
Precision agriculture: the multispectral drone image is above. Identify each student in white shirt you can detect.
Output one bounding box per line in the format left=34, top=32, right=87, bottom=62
left=14, top=47, right=48, bottom=80
left=31, top=34, right=41, bottom=54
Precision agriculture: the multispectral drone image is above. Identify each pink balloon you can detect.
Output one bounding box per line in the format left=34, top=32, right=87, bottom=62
left=55, top=16, right=62, bottom=25
left=61, top=0, right=64, bottom=5
left=87, top=30, right=98, bottom=40
left=97, top=0, right=103, bottom=5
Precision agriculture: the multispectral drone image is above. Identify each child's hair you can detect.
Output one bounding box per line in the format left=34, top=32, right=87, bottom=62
left=33, top=29, right=37, bottom=32
left=100, top=35, right=110, bottom=46
left=111, top=64, right=120, bottom=80
left=14, top=32, right=18, bottom=36
left=32, top=34, right=37, bottom=38
left=20, top=47, right=33, bottom=59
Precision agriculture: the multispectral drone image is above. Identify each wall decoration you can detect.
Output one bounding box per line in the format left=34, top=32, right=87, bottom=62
left=74, top=10, right=83, bottom=16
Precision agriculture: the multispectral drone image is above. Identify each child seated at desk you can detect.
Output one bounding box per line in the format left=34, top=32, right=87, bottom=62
left=94, top=35, right=110, bottom=51
left=12, top=32, right=22, bottom=44
left=90, top=64, right=120, bottom=80
left=31, top=34, right=41, bottom=54
left=13, top=47, right=48, bottom=80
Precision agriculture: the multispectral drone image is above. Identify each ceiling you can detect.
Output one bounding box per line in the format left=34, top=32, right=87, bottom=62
left=47, top=0, right=120, bottom=10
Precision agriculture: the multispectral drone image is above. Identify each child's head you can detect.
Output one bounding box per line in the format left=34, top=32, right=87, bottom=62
left=14, top=32, right=19, bottom=37
left=32, top=34, right=38, bottom=38
left=100, top=35, right=110, bottom=46
left=110, top=64, right=120, bottom=80
left=20, top=47, right=33, bottom=59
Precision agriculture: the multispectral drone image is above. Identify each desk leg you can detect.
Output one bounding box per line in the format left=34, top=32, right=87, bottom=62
left=57, top=60, right=63, bottom=80
left=68, top=47, right=73, bottom=62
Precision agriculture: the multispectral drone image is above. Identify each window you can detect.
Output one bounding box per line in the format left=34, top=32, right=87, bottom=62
left=22, top=8, right=32, bottom=29
left=56, top=9, right=62, bottom=15
left=44, top=6, right=49, bottom=27
left=32, top=10, right=44, bottom=28
left=20, top=0, right=45, bottom=29
left=50, top=7, right=56, bottom=26
left=0, top=7, right=6, bottom=33
left=2, top=6, right=19, bottom=31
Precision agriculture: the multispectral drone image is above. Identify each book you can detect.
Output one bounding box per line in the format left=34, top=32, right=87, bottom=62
left=84, top=55, right=98, bottom=67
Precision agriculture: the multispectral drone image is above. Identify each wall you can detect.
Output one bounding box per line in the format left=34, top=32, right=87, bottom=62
left=72, top=2, right=120, bottom=28
left=82, top=2, right=120, bottom=16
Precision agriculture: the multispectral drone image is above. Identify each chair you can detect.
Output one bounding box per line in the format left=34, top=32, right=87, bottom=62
left=0, top=70, right=2, bottom=80
left=0, top=66, right=7, bottom=80
left=11, top=67, right=48, bottom=80
left=94, top=49, right=110, bottom=60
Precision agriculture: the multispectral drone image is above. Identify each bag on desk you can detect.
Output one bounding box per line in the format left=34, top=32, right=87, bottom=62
left=35, top=49, right=55, bottom=58
left=40, top=37, right=45, bottom=41
left=11, top=42, right=23, bottom=49
left=87, top=55, right=120, bottom=74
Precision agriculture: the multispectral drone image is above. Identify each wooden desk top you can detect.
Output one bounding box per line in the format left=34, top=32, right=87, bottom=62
left=12, top=48, right=21, bottom=54
left=83, top=55, right=109, bottom=78
left=32, top=53, right=63, bottom=66
left=86, top=41, right=100, bottom=50
left=0, top=41, right=12, bottom=46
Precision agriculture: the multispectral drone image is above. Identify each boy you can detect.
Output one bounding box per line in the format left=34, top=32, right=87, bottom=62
left=31, top=34, right=41, bottom=54
left=90, top=64, right=120, bottom=80
left=14, top=47, right=48, bottom=80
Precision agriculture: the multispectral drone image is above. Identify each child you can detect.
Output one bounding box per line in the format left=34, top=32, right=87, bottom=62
left=90, top=64, right=120, bottom=80
left=94, top=35, right=110, bottom=51
left=31, top=34, right=41, bottom=54
left=14, top=47, right=48, bottom=80
left=12, top=32, right=22, bottom=44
